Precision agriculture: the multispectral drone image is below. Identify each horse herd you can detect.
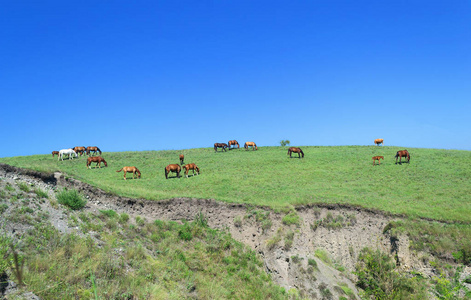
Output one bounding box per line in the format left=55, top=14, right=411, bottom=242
left=214, top=141, right=258, bottom=152
left=51, top=138, right=410, bottom=180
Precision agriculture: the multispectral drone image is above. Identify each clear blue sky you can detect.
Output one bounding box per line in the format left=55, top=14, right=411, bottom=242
left=1, top=1, right=470, bottom=158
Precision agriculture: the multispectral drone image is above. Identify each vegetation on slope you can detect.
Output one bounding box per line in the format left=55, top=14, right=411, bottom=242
left=1, top=146, right=470, bottom=222
left=0, top=180, right=288, bottom=299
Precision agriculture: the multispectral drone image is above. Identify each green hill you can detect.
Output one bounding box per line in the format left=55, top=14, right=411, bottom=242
left=1, top=146, right=470, bottom=223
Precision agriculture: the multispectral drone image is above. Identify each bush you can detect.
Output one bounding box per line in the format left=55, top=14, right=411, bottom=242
left=34, top=188, right=49, bottom=199
left=280, top=140, right=290, bottom=147
left=100, top=210, right=118, bottom=219
left=56, top=189, right=86, bottom=210
left=354, top=247, right=428, bottom=299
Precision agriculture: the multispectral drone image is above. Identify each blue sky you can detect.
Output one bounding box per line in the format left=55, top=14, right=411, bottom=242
left=1, top=1, right=470, bottom=157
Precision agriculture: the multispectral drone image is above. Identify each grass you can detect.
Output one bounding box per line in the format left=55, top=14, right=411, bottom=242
left=15, top=212, right=288, bottom=299
left=1, top=146, right=470, bottom=222
left=56, top=189, right=87, bottom=210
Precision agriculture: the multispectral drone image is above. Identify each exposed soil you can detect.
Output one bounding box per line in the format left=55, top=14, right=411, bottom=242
left=0, top=163, right=448, bottom=299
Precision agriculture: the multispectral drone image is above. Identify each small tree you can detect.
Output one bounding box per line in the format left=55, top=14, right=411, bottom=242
left=280, top=140, right=290, bottom=147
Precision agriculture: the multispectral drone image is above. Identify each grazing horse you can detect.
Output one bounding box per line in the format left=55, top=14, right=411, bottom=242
left=214, top=143, right=228, bottom=152
left=179, top=154, right=184, bottom=165
left=86, top=156, right=108, bottom=169
left=228, top=140, right=240, bottom=149
left=395, top=150, right=410, bottom=164
left=58, top=149, right=78, bottom=161
left=52, top=151, right=59, bottom=157
left=287, top=147, right=304, bottom=158
left=244, top=142, right=258, bottom=150
left=86, top=146, right=102, bottom=156
left=183, top=163, right=200, bottom=178
left=116, top=166, right=141, bottom=180
left=165, top=164, right=181, bottom=179
left=374, top=139, right=384, bottom=146
left=73, top=146, right=87, bottom=156
left=372, top=156, right=384, bottom=166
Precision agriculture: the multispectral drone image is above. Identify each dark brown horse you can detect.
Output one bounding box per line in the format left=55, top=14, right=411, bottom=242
left=395, top=150, right=410, bottom=164
left=228, top=140, right=240, bottom=149
left=87, top=156, right=107, bottom=169
left=165, top=164, right=181, bottom=179
left=116, top=166, right=141, bottom=180
left=179, top=154, right=184, bottom=165
left=73, top=146, right=87, bottom=156
left=52, top=151, right=59, bottom=157
left=86, top=146, right=102, bottom=156
left=214, top=143, right=228, bottom=152
left=372, top=156, right=384, bottom=166
left=287, top=147, right=304, bottom=158
left=374, top=139, right=384, bottom=146
left=183, top=163, right=200, bottom=178
left=244, top=142, right=258, bottom=150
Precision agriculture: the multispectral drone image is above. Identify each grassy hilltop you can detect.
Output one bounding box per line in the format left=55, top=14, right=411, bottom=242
left=1, top=146, right=470, bottom=223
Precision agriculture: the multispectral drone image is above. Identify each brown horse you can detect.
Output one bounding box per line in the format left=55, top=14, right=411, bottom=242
left=183, top=163, right=200, bottom=178
left=116, top=166, right=141, bottom=180
left=87, top=156, right=108, bottom=169
left=228, top=140, right=240, bottom=149
left=165, top=164, right=181, bottom=179
left=244, top=142, right=258, bottom=150
left=86, top=146, right=102, bottom=156
left=179, top=154, right=184, bottom=165
left=52, top=151, right=59, bottom=157
left=372, top=156, right=384, bottom=166
left=287, top=147, right=304, bottom=158
left=214, top=143, right=228, bottom=152
left=374, top=139, right=384, bottom=146
left=73, top=146, right=87, bottom=156
left=395, top=150, right=410, bottom=164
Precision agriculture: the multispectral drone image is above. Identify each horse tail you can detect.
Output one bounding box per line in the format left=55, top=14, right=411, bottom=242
left=116, top=168, right=123, bottom=173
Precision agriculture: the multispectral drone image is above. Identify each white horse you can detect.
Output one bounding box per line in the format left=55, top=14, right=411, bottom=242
left=58, top=148, right=78, bottom=161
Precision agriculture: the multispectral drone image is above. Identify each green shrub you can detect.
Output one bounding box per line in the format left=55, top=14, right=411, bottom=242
left=315, top=249, right=331, bottom=265
left=0, top=204, right=8, bottom=214
left=18, top=182, right=30, bottom=192
left=282, top=211, right=300, bottom=226
left=119, top=213, right=129, bottom=224
left=354, top=247, right=428, bottom=299
left=178, top=223, right=193, bottom=241
left=308, top=258, right=318, bottom=269
left=100, top=209, right=118, bottom=219
left=34, top=188, right=49, bottom=199
left=56, top=189, right=86, bottom=210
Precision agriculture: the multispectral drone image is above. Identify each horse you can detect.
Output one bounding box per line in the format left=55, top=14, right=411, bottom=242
left=86, top=156, right=108, bottom=169
left=374, top=139, right=384, bottom=146
left=182, top=163, right=200, bottom=178
left=244, top=142, right=258, bottom=150
left=86, top=146, right=102, bottom=156
left=58, top=149, right=78, bottom=161
left=179, top=154, right=184, bottom=165
left=165, top=164, right=181, bottom=179
left=228, top=140, right=240, bottom=149
left=214, top=143, right=228, bottom=152
left=372, top=156, right=384, bottom=166
left=73, top=146, right=87, bottom=156
left=116, top=166, right=141, bottom=180
left=287, top=147, right=304, bottom=158
left=395, top=150, right=410, bottom=164
left=52, top=151, right=59, bottom=157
